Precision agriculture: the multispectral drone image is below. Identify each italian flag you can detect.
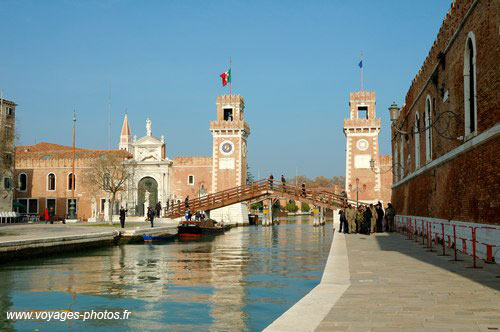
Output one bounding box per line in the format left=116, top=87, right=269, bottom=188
left=220, top=69, right=231, bottom=87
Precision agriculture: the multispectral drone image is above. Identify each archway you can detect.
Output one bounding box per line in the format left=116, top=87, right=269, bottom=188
left=137, top=177, right=158, bottom=216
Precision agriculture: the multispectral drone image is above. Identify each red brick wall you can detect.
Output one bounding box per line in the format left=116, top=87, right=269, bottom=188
left=391, top=0, right=499, bottom=225
left=170, top=157, right=212, bottom=201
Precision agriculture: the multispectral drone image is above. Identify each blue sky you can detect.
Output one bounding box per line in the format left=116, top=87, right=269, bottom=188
left=0, top=0, right=451, bottom=179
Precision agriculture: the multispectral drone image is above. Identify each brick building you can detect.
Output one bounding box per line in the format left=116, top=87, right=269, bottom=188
left=15, top=143, right=130, bottom=221
left=0, top=97, right=16, bottom=212
left=14, top=94, right=251, bottom=224
left=343, top=91, right=392, bottom=206
left=390, top=0, right=499, bottom=259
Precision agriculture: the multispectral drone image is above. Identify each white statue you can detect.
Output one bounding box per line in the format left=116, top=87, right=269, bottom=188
left=146, top=118, right=152, bottom=136
left=91, top=197, right=97, bottom=218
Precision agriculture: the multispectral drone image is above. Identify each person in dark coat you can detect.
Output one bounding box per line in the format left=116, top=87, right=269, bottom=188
left=339, top=206, right=348, bottom=233
left=155, top=201, right=162, bottom=218
left=49, top=207, right=55, bottom=224
left=268, top=174, right=274, bottom=189
left=184, top=196, right=190, bottom=209
left=376, top=202, right=384, bottom=232
left=363, top=205, right=372, bottom=235
left=119, top=206, right=128, bottom=228
left=147, top=207, right=155, bottom=227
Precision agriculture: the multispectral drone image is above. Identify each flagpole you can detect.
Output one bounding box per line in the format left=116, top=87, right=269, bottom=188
left=230, top=56, right=232, bottom=96
left=360, top=51, right=364, bottom=92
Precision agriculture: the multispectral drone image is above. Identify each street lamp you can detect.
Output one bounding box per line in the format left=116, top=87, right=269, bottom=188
left=68, top=111, right=77, bottom=220
left=369, top=158, right=404, bottom=176
left=348, top=177, right=366, bottom=208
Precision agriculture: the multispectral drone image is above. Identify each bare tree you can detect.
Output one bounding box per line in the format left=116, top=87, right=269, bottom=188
left=83, top=152, right=135, bottom=224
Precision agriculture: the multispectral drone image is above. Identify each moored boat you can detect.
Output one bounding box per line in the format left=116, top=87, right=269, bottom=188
left=178, top=219, right=225, bottom=236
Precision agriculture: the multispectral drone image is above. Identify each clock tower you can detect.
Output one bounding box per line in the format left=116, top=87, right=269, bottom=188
left=343, top=91, right=383, bottom=204
left=209, top=94, right=250, bottom=224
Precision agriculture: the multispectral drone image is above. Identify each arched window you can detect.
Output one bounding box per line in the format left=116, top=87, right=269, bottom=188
left=68, top=173, right=76, bottom=190
left=394, top=142, right=399, bottom=181
left=47, top=173, right=56, bottom=191
left=464, top=32, right=477, bottom=136
left=414, top=113, right=420, bottom=170
left=425, top=96, right=432, bottom=162
left=18, top=173, right=27, bottom=192
left=400, top=135, right=404, bottom=178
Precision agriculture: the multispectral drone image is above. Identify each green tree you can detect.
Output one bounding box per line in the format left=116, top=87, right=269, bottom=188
left=301, top=202, right=310, bottom=212
left=250, top=201, right=263, bottom=211
left=285, top=200, right=299, bottom=213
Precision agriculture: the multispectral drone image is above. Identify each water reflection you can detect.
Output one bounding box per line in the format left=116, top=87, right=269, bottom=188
left=1, top=216, right=333, bottom=331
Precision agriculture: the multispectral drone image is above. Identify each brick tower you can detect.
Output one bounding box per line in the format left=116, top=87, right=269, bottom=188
left=343, top=91, right=386, bottom=204
left=209, top=95, right=250, bottom=224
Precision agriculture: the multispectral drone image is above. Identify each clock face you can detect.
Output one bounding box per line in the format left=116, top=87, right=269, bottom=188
left=356, top=139, right=369, bottom=151
left=220, top=141, right=234, bottom=155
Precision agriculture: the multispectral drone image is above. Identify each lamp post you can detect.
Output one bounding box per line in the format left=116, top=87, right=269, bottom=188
left=348, top=177, right=366, bottom=208
left=68, top=111, right=77, bottom=220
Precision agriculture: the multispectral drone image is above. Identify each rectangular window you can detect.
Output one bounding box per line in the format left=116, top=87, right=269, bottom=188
left=6, top=107, right=13, bottom=117
left=188, top=175, right=194, bottom=185
left=3, top=177, right=12, bottom=190
left=357, top=106, right=368, bottom=119
left=223, top=108, right=233, bottom=121
left=18, top=199, right=28, bottom=214
left=100, top=198, right=106, bottom=213
left=28, top=199, right=38, bottom=214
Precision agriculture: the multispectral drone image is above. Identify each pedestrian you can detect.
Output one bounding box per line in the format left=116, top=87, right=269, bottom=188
left=339, top=206, right=349, bottom=233
left=364, top=205, right=373, bottom=235
left=166, top=200, right=170, bottom=212
left=355, top=206, right=363, bottom=233
left=301, top=182, right=306, bottom=197
left=346, top=204, right=356, bottom=234
left=44, top=207, right=49, bottom=224
left=49, top=207, right=55, bottom=224
left=385, top=203, right=396, bottom=232
left=268, top=173, right=274, bottom=189
left=147, top=207, right=155, bottom=227
left=184, top=196, right=190, bottom=209
left=281, top=175, right=286, bottom=193
left=369, top=204, right=377, bottom=234
left=184, top=209, right=190, bottom=222
left=155, top=201, right=162, bottom=218
left=376, top=202, right=384, bottom=232
left=119, top=206, right=128, bottom=229
left=195, top=211, right=201, bottom=221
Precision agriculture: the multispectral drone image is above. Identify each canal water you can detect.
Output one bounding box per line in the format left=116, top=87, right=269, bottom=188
left=0, top=216, right=333, bottom=331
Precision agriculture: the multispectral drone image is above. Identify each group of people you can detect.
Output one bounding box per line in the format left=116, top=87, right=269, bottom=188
left=183, top=195, right=207, bottom=222
left=43, top=207, right=56, bottom=224
left=339, top=202, right=396, bottom=235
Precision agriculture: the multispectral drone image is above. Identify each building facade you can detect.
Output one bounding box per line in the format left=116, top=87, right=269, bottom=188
left=0, top=97, right=16, bottom=212
left=14, top=94, right=250, bottom=224
left=390, top=0, right=499, bottom=259
left=343, top=91, right=392, bottom=206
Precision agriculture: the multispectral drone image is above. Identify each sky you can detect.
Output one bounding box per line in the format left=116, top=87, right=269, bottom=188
left=0, top=0, right=452, bottom=179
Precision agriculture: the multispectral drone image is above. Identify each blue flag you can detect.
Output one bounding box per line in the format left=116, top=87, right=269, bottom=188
left=358, top=60, right=363, bottom=68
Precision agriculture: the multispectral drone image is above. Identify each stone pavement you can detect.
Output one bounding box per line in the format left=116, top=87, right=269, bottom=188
left=316, top=232, right=500, bottom=332
left=0, top=221, right=175, bottom=243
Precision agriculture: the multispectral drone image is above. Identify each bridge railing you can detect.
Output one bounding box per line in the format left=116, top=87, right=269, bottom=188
left=165, top=179, right=348, bottom=218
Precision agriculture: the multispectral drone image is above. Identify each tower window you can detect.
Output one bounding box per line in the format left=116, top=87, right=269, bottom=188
left=223, top=108, right=233, bottom=121
left=19, top=173, right=27, bottom=191
left=464, top=32, right=477, bottom=137
left=357, top=106, right=368, bottom=119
